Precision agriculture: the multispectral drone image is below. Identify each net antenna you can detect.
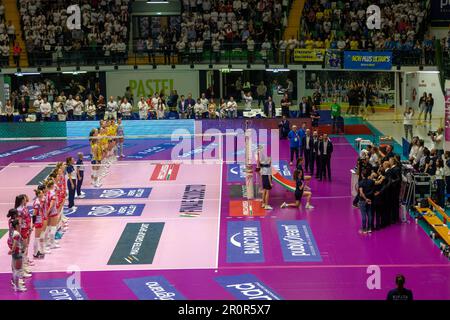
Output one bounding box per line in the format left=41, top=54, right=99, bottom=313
left=244, top=120, right=254, bottom=200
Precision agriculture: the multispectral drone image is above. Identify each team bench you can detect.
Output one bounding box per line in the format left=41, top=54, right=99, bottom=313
left=414, top=198, right=450, bottom=258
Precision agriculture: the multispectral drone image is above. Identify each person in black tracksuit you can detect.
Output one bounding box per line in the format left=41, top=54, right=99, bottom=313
left=378, top=161, right=392, bottom=227
left=389, top=157, right=402, bottom=224
left=301, top=129, right=314, bottom=174
left=372, top=169, right=386, bottom=230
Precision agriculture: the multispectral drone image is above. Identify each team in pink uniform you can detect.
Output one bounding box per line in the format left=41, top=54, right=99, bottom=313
left=6, top=162, right=70, bottom=292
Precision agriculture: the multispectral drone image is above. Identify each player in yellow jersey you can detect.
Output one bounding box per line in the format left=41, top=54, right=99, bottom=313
left=89, top=128, right=101, bottom=187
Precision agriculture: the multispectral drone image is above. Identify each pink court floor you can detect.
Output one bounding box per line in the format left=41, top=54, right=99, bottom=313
left=0, top=132, right=449, bottom=300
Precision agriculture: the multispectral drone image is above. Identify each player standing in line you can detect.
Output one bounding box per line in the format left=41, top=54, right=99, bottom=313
left=9, top=219, right=26, bottom=292
left=90, top=132, right=102, bottom=188
left=46, top=180, right=60, bottom=250
left=15, top=194, right=33, bottom=276
left=32, top=188, right=46, bottom=259
left=55, top=164, right=69, bottom=239
left=116, top=118, right=125, bottom=158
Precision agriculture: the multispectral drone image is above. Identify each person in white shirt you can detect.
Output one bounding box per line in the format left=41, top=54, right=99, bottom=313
left=156, top=98, right=166, bottom=120
left=403, top=107, right=414, bottom=141
left=33, top=95, right=43, bottom=115
left=120, top=98, right=133, bottom=120
left=226, top=96, right=238, bottom=118
left=53, top=97, right=66, bottom=121
left=65, top=95, right=74, bottom=120
left=40, top=97, right=52, bottom=121
left=105, top=96, right=118, bottom=120
left=431, top=127, right=444, bottom=158
left=86, top=101, right=96, bottom=120
left=73, top=95, right=84, bottom=120
left=247, top=37, right=255, bottom=63
left=193, top=98, right=204, bottom=119
left=242, top=91, right=253, bottom=111
left=138, top=96, right=149, bottom=120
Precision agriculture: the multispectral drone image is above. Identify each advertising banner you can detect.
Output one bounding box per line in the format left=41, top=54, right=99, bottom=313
left=343, top=51, right=392, bottom=70
left=293, top=49, right=325, bottom=62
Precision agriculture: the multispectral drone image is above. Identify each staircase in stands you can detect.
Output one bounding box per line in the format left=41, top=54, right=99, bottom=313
left=4, top=0, right=28, bottom=68
left=283, top=0, right=305, bottom=41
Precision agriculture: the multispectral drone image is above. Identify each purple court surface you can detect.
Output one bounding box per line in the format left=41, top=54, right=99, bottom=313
left=0, top=120, right=449, bottom=300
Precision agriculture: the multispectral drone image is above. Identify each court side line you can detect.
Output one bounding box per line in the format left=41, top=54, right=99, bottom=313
left=215, top=160, right=223, bottom=270
left=0, top=263, right=449, bottom=275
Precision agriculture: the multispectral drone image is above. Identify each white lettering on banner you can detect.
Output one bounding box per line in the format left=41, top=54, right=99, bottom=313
left=130, top=223, right=149, bottom=256
left=158, top=165, right=170, bottom=180
left=0, top=145, right=40, bottom=158
left=281, top=224, right=311, bottom=257
left=145, top=282, right=176, bottom=300
left=226, top=282, right=277, bottom=300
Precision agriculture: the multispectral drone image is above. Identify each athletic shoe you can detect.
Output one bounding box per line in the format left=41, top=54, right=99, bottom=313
left=22, top=272, right=32, bottom=278
left=78, top=194, right=85, bottom=199
left=280, top=202, right=287, bottom=209
left=264, top=205, right=273, bottom=210
left=80, top=191, right=86, bottom=195
left=13, top=284, right=27, bottom=292
left=51, top=243, right=61, bottom=249
left=55, top=231, right=63, bottom=240
left=305, top=204, right=314, bottom=209
left=74, top=194, right=79, bottom=198
left=368, top=229, right=372, bottom=233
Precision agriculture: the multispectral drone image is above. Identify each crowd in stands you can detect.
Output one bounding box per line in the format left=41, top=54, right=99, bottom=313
left=19, top=0, right=131, bottom=66
left=300, top=0, right=434, bottom=65
left=139, top=0, right=291, bottom=64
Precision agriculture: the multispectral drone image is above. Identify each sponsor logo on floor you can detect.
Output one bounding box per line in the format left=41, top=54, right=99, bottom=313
left=229, top=184, right=259, bottom=199
left=124, top=276, right=186, bottom=300
left=215, top=274, right=282, bottom=300
left=0, top=145, right=40, bottom=158
left=229, top=200, right=266, bottom=217
left=179, top=184, right=206, bottom=217
left=26, top=166, right=55, bottom=185
left=127, top=143, right=176, bottom=159
left=151, top=163, right=180, bottom=181
left=27, top=144, right=86, bottom=161
left=63, top=204, right=145, bottom=218
left=276, top=220, right=322, bottom=262
left=81, top=188, right=152, bottom=199
left=227, top=221, right=264, bottom=263
left=0, top=229, right=7, bottom=239
left=33, top=278, right=88, bottom=300
left=227, top=164, right=246, bottom=183
left=108, top=222, right=165, bottom=265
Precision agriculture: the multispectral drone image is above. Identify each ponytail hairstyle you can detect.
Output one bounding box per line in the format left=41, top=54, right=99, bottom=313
left=66, top=157, right=73, bottom=166
left=14, top=194, right=26, bottom=209
left=11, top=219, right=19, bottom=230
left=7, top=208, right=18, bottom=219
left=34, top=188, right=43, bottom=198
left=46, top=180, right=55, bottom=189
left=296, top=157, right=304, bottom=168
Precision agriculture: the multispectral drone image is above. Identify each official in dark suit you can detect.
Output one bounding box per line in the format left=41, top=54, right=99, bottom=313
left=264, top=96, right=276, bottom=118
left=312, top=131, right=320, bottom=177
left=389, top=157, right=402, bottom=224
left=278, top=116, right=290, bottom=139
left=318, top=133, right=333, bottom=181
left=301, top=129, right=314, bottom=173
left=178, top=95, right=188, bottom=119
